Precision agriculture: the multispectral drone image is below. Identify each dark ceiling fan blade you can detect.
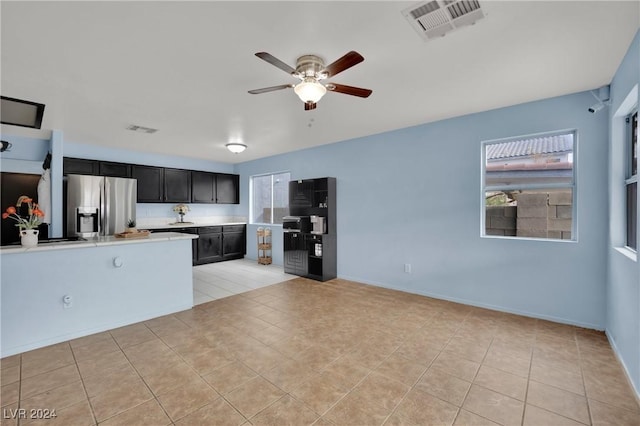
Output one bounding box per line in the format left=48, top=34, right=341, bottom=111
left=304, top=102, right=317, bottom=111
left=321, top=51, right=364, bottom=77
left=326, top=83, right=372, bottom=98
left=255, top=52, right=296, bottom=75
left=248, top=84, right=294, bottom=95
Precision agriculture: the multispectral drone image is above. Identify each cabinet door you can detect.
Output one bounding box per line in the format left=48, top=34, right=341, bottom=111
left=197, top=230, right=223, bottom=263
left=215, top=174, right=239, bottom=204
left=222, top=225, right=246, bottom=258
left=132, top=165, right=164, bottom=203
left=283, top=232, right=298, bottom=274
left=283, top=232, right=307, bottom=276
left=164, top=168, right=191, bottom=203
left=99, top=161, right=131, bottom=178
left=191, top=171, right=216, bottom=203
left=289, top=180, right=314, bottom=211
left=63, top=157, right=98, bottom=176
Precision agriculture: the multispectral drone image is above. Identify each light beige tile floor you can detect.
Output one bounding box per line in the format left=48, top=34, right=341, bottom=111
left=1, top=276, right=639, bottom=425
left=192, top=259, right=296, bottom=305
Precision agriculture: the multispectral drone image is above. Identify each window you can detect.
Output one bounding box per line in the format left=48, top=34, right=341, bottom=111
left=250, top=172, right=290, bottom=225
left=482, top=130, right=576, bottom=240
left=626, top=111, right=638, bottom=250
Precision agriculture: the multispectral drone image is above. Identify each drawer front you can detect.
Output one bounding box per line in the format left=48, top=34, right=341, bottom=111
left=151, top=227, right=197, bottom=234
left=223, top=225, right=245, bottom=233
left=199, top=226, right=222, bottom=234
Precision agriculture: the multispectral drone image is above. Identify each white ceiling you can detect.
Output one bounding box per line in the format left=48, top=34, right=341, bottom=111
left=1, top=1, right=638, bottom=164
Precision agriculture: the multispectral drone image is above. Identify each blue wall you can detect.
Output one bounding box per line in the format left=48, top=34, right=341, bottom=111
left=607, top=30, right=639, bottom=397
left=0, top=133, right=50, bottom=174
left=237, top=89, right=609, bottom=330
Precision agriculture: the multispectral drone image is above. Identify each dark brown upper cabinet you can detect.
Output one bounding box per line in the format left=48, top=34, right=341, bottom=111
left=191, top=171, right=216, bottom=203
left=132, top=165, right=164, bottom=203
left=164, top=168, right=191, bottom=203
left=98, top=161, right=131, bottom=178
left=216, top=173, right=239, bottom=204
left=63, top=157, right=98, bottom=176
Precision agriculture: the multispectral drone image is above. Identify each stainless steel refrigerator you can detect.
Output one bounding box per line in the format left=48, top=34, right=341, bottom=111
left=66, top=174, right=137, bottom=238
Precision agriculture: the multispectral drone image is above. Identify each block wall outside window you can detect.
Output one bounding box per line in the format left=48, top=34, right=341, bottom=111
left=250, top=172, right=290, bottom=225
left=482, top=130, right=576, bottom=241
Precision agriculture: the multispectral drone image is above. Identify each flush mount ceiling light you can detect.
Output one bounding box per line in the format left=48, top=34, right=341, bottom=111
left=226, top=142, right=247, bottom=154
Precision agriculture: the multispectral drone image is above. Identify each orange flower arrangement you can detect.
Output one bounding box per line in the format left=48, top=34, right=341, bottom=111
left=2, top=196, right=44, bottom=230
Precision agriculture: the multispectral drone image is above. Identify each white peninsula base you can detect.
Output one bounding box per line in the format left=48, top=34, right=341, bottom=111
left=0, top=232, right=195, bottom=357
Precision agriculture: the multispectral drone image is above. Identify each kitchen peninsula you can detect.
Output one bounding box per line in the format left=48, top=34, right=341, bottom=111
left=0, top=232, right=196, bottom=357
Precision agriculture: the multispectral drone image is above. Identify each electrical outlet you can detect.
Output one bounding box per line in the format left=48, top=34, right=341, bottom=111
left=404, top=263, right=412, bottom=274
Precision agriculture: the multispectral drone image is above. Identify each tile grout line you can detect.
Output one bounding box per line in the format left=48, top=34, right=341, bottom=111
left=520, top=326, right=537, bottom=426
left=107, top=324, right=176, bottom=425
left=575, top=332, right=595, bottom=426
left=68, top=342, right=98, bottom=426
left=380, top=308, right=468, bottom=425
left=16, top=354, right=23, bottom=426
left=144, top=314, right=257, bottom=424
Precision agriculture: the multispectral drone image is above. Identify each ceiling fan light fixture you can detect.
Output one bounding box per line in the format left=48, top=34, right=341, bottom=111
left=226, top=142, right=247, bottom=154
left=294, top=78, right=327, bottom=103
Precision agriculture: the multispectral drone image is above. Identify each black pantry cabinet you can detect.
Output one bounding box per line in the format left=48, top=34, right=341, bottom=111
left=285, top=177, right=336, bottom=281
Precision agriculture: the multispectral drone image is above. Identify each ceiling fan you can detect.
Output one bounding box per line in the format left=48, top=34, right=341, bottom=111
left=248, top=51, right=372, bottom=111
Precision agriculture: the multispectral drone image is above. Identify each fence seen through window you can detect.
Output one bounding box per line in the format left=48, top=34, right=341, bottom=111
left=483, top=131, right=576, bottom=240
left=251, top=172, right=290, bottom=225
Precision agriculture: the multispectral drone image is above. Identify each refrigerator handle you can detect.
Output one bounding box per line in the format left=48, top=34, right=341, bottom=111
left=103, top=178, right=110, bottom=236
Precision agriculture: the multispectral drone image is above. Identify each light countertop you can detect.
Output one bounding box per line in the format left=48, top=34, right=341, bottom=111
left=0, top=232, right=197, bottom=254
left=142, top=222, right=246, bottom=230
left=136, top=215, right=246, bottom=230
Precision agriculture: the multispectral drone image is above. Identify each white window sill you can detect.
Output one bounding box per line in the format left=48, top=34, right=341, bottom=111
left=614, top=246, right=637, bottom=262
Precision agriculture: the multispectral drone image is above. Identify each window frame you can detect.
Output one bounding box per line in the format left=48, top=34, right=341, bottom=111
left=481, top=129, right=578, bottom=242
left=625, top=110, right=638, bottom=251
left=249, top=171, right=290, bottom=225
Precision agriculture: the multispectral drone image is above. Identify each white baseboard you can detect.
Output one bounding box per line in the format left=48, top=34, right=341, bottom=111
left=337, top=274, right=604, bottom=330
left=605, top=330, right=640, bottom=403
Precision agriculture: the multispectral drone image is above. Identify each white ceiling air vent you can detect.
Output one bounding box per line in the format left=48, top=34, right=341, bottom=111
left=402, top=0, right=484, bottom=41
left=126, top=124, right=158, bottom=134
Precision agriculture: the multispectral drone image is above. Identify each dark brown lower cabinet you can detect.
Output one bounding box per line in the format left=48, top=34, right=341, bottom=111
left=222, top=225, right=246, bottom=260
left=150, top=224, right=245, bottom=265
left=197, top=226, right=223, bottom=264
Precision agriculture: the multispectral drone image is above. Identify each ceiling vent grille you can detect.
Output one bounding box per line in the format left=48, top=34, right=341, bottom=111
left=402, top=0, right=484, bottom=41
left=126, top=124, right=158, bottom=134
